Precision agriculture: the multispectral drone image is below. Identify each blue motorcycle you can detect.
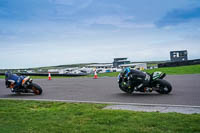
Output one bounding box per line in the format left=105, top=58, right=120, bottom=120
left=5, top=71, right=42, bottom=95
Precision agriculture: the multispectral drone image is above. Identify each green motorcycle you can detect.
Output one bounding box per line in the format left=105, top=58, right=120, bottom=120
left=118, top=71, right=172, bottom=94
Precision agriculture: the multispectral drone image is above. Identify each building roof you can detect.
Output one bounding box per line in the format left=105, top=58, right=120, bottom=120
left=114, top=60, right=130, bottom=63
left=170, top=50, right=187, bottom=53
left=86, top=64, right=113, bottom=67
left=114, top=57, right=127, bottom=60
left=119, top=63, right=147, bottom=67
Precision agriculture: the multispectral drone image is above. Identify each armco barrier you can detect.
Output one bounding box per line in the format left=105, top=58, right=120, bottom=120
left=158, top=59, right=200, bottom=68
left=0, top=73, right=88, bottom=76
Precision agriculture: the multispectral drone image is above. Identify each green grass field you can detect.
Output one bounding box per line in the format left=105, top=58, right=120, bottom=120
left=94, top=64, right=200, bottom=77
left=0, top=99, right=199, bottom=133
left=144, top=64, right=200, bottom=75
left=0, top=75, right=87, bottom=79
left=1, top=64, right=200, bottom=79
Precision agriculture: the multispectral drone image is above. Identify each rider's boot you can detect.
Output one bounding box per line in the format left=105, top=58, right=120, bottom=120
left=11, top=88, right=15, bottom=92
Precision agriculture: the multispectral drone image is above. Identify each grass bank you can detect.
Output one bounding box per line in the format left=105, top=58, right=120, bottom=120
left=0, top=75, right=86, bottom=79
left=144, top=64, right=200, bottom=75
left=0, top=99, right=199, bottom=133
left=1, top=64, right=200, bottom=79
left=90, top=64, right=200, bottom=77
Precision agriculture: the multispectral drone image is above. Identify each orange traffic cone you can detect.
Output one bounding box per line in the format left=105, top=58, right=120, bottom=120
left=48, top=72, right=51, bottom=80
left=94, top=70, right=98, bottom=79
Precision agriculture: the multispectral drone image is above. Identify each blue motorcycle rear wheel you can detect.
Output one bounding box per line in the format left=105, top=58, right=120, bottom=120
left=29, top=83, right=43, bottom=95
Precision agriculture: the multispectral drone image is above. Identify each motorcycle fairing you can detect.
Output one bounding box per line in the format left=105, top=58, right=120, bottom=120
left=152, top=71, right=166, bottom=80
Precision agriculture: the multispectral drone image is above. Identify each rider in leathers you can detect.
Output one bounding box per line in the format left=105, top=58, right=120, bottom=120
left=122, top=67, right=150, bottom=92
left=5, top=71, right=25, bottom=92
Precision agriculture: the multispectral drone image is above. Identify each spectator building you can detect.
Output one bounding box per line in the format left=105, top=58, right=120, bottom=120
left=170, top=50, right=188, bottom=62
left=113, top=58, right=130, bottom=68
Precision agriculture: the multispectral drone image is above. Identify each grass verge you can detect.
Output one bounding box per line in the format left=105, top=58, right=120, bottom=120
left=0, top=75, right=87, bottom=79
left=0, top=99, right=200, bottom=133
left=144, top=64, right=200, bottom=75
left=1, top=64, right=200, bottom=79
left=89, top=64, right=200, bottom=77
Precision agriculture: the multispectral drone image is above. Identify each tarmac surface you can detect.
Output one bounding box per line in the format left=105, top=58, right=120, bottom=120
left=104, top=105, right=200, bottom=114
left=0, top=74, right=200, bottom=107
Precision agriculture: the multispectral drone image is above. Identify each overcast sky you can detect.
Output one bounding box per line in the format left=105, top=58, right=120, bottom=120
left=0, top=0, right=200, bottom=69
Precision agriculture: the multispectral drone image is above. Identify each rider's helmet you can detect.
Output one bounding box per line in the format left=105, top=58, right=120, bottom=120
left=124, top=67, right=131, bottom=73
left=121, top=67, right=131, bottom=78
left=5, top=71, right=12, bottom=80
left=5, top=71, right=12, bottom=88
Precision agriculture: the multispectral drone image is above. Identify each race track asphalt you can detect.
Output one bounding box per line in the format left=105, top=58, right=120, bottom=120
left=0, top=74, right=200, bottom=106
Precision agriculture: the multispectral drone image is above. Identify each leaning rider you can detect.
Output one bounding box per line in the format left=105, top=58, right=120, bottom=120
left=121, top=67, right=131, bottom=88
left=5, top=71, right=24, bottom=91
left=124, top=67, right=131, bottom=78
left=122, top=67, right=150, bottom=92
